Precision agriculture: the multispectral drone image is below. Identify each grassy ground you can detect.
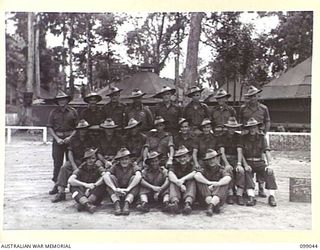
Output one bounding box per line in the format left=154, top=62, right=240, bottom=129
left=3, top=138, right=311, bottom=230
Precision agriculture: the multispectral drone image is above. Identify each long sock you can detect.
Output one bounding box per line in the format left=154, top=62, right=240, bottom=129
left=140, top=194, right=148, bottom=203
left=268, top=190, right=275, bottom=196
left=210, top=196, right=220, bottom=206
left=237, top=188, right=244, bottom=196
left=163, top=194, right=170, bottom=203
left=125, top=194, right=134, bottom=204
left=205, top=196, right=212, bottom=204
left=111, top=194, right=120, bottom=203
left=185, top=196, right=193, bottom=204
left=247, top=189, right=255, bottom=197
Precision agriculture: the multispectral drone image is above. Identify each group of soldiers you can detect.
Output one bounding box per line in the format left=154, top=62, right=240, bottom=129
left=47, top=84, right=278, bottom=216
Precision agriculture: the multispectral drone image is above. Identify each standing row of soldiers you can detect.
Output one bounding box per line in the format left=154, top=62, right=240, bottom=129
left=47, top=85, right=277, bottom=216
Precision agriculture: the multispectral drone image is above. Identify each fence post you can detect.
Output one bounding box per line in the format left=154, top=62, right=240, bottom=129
left=43, top=127, right=47, bottom=143
left=7, top=127, right=11, bottom=144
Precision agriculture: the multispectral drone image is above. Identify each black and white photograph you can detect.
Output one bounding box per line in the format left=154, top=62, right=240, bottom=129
left=3, top=10, right=312, bottom=231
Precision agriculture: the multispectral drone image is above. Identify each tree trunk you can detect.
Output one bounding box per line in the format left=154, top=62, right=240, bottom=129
left=23, top=12, right=35, bottom=126
left=86, top=15, right=92, bottom=91
left=183, top=12, right=203, bottom=95
left=34, top=14, right=40, bottom=98
left=68, top=21, right=74, bottom=97
left=174, top=12, right=181, bottom=100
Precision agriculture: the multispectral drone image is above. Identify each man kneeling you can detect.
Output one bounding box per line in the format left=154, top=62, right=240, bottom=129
left=103, top=148, right=142, bottom=216
left=68, top=148, right=106, bottom=214
left=194, top=149, right=231, bottom=216
left=137, top=151, right=170, bottom=213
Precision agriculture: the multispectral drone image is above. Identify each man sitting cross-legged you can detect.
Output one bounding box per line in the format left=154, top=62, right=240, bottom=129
left=103, top=148, right=142, bottom=216
left=168, top=145, right=197, bottom=215
left=194, top=149, right=231, bottom=216
left=136, top=151, right=170, bottom=213
left=68, top=148, right=107, bottom=214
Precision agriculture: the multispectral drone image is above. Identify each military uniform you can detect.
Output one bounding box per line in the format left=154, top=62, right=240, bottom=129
left=195, top=133, right=221, bottom=160
left=47, top=106, right=78, bottom=182
left=106, top=162, right=141, bottom=200
left=104, top=102, right=126, bottom=129
left=219, top=132, right=244, bottom=189
left=125, top=104, right=153, bottom=132
left=145, top=131, right=173, bottom=165
left=168, top=161, right=196, bottom=204
left=55, top=132, right=92, bottom=188
left=239, top=103, right=270, bottom=133
left=123, top=132, right=147, bottom=163
left=140, top=166, right=169, bottom=198
left=242, top=133, right=277, bottom=190
left=182, top=101, right=209, bottom=129
left=211, top=105, right=236, bottom=132
left=172, top=132, right=196, bottom=152
left=70, top=161, right=106, bottom=207
left=196, top=164, right=231, bottom=204
left=81, top=107, right=104, bottom=126
left=98, top=134, right=123, bottom=159
left=153, top=102, right=182, bottom=134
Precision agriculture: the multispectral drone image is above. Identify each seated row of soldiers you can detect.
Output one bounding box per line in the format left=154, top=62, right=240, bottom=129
left=50, top=114, right=278, bottom=216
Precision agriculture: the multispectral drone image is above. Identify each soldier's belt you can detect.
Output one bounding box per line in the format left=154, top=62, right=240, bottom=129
left=246, top=158, right=263, bottom=161
left=56, top=131, right=73, bottom=138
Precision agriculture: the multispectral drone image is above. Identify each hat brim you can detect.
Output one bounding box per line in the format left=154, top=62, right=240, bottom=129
left=224, top=123, right=242, bottom=128
left=99, top=124, right=119, bottom=129
left=244, top=122, right=262, bottom=128
left=54, top=96, right=72, bottom=104
left=114, top=152, right=134, bottom=160
left=199, top=121, right=212, bottom=128
left=128, top=93, right=146, bottom=99
left=214, top=93, right=231, bottom=99
left=244, top=89, right=262, bottom=97
left=203, top=152, right=221, bottom=161
left=186, top=89, right=204, bottom=98
left=153, top=89, right=176, bottom=99
left=88, top=125, right=101, bottom=130
left=145, top=153, right=162, bottom=165
left=105, top=89, right=123, bottom=97
left=174, top=150, right=190, bottom=158
left=76, top=125, right=90, bottom=130
left=124, top=121, right=142, bottom=130
left=178, top=118, right=190, bottom=126
left=82, top=148, right=98, bottom=161
left=83, top=95, right=102, bottom=103
left=154, top=120, right=169, bottom=128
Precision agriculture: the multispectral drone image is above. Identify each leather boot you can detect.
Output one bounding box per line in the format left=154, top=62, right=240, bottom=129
left=49, top=185, right=58, bottom=195
left=206, top=204, right=213, bottom=216
left=169, top=201, right=179, bottom=214
left=212, top=204, right=220, bottom=214
left=114, top=201, right=121, bottom=216
left=122, top=201, right=130, bottom=215
left=246, top=196, right=256, bottom=206
left=137, top=202, right=149, bottom=212
left=162, top=201, right=170, bottom=212
left=236, top=195, right=245, bottom=206
left=51, top=192, right=66, bottom=203
left=84, top=202, right=96, bottom=214
left=182, top=202, right=192, bottom=215
left=268, top=195, right=277, bottom=207
left=77, top=204, right=86, bottom=212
